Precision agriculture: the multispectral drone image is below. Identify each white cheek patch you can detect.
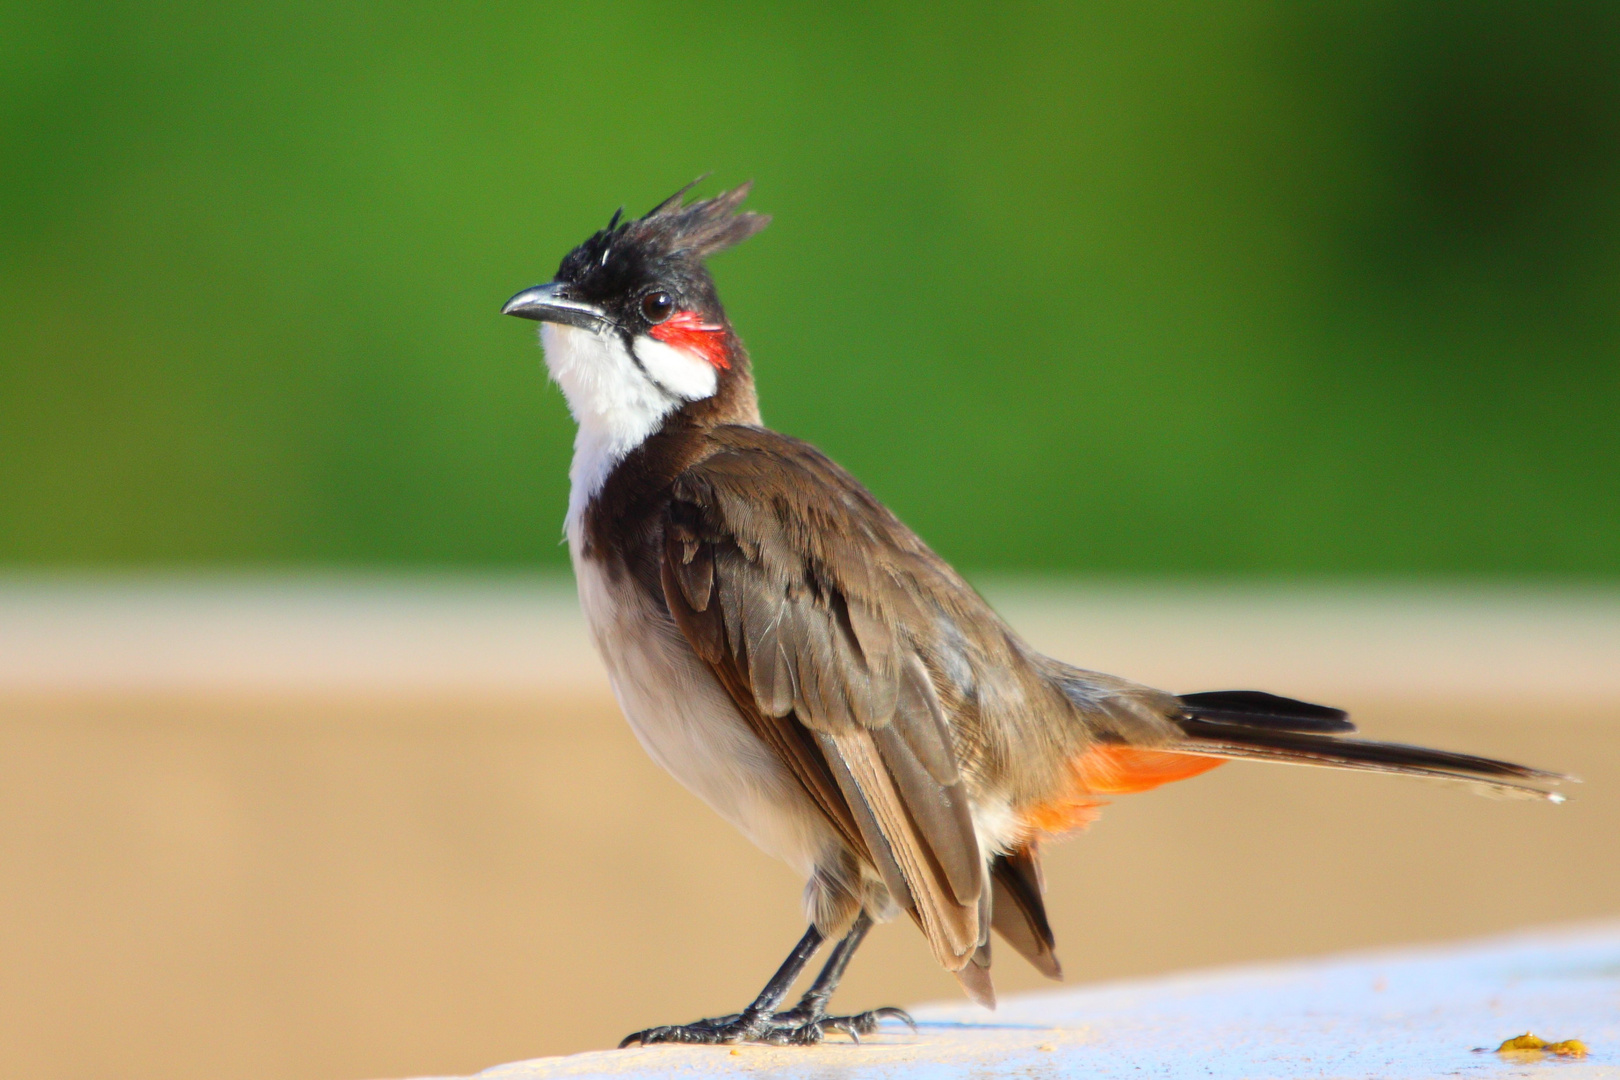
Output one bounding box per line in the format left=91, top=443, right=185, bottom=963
left=538, top=323, right=721, bottom=532
left=631, top=335, right=719, bottom=401
left=540, top=323, right=669, bottom=434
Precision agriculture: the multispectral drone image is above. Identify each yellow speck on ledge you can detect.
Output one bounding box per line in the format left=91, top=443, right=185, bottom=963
left=1496, top=1033, right=1588, bottom=1057
left=1546, top=1040, right=1589, bottom=1058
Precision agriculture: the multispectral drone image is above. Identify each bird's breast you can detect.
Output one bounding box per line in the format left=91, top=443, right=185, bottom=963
left=568, top=528, right=831, bottom=877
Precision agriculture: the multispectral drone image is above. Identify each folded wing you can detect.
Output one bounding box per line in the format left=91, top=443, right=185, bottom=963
left=659, top=428, right=987, bottom=979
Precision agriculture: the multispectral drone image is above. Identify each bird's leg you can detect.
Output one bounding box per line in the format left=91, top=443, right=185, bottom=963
left=771, top=911, right=915, bottom=1041
left=782, top=911, right=869, bottom=1019
left=619, top=924, right=824, bottom=1047
left=618, top=915, right=915, bottom=1047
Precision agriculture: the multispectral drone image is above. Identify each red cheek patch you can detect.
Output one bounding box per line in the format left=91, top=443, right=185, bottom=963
left=649, top=310, right=731, bottom=370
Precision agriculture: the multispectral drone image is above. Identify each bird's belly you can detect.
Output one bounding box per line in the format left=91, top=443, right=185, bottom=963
left=571, top=550, right=829, bottom=878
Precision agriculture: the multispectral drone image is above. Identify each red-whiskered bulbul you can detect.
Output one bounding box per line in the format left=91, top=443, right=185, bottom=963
left=502, top=182, right=1567, bottom=1048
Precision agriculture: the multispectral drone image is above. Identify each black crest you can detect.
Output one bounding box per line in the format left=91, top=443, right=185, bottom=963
left=553, top=180, right=770, bottom=325
left=621, top=179, right=771, bottom=261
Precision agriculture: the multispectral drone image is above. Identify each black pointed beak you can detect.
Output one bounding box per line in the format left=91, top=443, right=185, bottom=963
left=501, top=282, right=611, bottom=331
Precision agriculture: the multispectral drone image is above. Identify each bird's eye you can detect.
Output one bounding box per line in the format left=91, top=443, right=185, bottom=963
left=640, top=291, right=674, bottom=324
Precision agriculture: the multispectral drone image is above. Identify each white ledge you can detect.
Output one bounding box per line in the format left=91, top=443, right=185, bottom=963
left=428, top=923, right=1619, bottom=1080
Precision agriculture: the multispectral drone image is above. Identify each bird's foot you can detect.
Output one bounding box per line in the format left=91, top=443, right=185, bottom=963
left=618, top=1005, right=914, bottom=1047
left=775, top=1004, right=915, bottom=1044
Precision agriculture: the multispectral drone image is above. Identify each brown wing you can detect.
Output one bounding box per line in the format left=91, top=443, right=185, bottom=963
left=659, top=428, right=985, bottom=973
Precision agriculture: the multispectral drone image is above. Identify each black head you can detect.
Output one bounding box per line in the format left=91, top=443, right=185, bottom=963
left=502, top=181, right=770, bottom=346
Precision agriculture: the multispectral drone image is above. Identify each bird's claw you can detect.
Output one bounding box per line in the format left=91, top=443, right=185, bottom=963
left=618, top=1005, right=914, bottom=1048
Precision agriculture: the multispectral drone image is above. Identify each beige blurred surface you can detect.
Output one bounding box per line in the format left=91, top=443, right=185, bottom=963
left=0, top=580, right=1615, bottom=1080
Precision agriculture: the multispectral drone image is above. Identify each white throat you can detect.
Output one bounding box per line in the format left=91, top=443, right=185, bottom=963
left=540, top=323, right=719, bottom=530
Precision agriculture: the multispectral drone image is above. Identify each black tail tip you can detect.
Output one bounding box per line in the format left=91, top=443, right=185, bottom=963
left=1179, top=689, right=1355, bottom=734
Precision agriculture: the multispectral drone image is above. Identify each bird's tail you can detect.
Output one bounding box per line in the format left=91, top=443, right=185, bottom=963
left=986, top=681, right=1569, bottom=987
left=1170, top=689, right=1571, bottom=801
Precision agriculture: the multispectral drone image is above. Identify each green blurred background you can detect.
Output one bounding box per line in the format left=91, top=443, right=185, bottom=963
left=3, top=0, right=1618, bottom=575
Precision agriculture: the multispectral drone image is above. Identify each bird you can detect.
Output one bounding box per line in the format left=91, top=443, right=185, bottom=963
left=501, top=181, right=1567, bottom=1048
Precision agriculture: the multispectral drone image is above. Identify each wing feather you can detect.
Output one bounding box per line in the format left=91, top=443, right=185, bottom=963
left=658, top=431, right=985, bottom=971
left=824, top=727, right=978, bottom=967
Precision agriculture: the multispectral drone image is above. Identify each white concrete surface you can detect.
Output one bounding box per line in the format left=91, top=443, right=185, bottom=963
left=1, top=575, right=1617, bottom=707
left=431, top=923, right=1620, bottom=1079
